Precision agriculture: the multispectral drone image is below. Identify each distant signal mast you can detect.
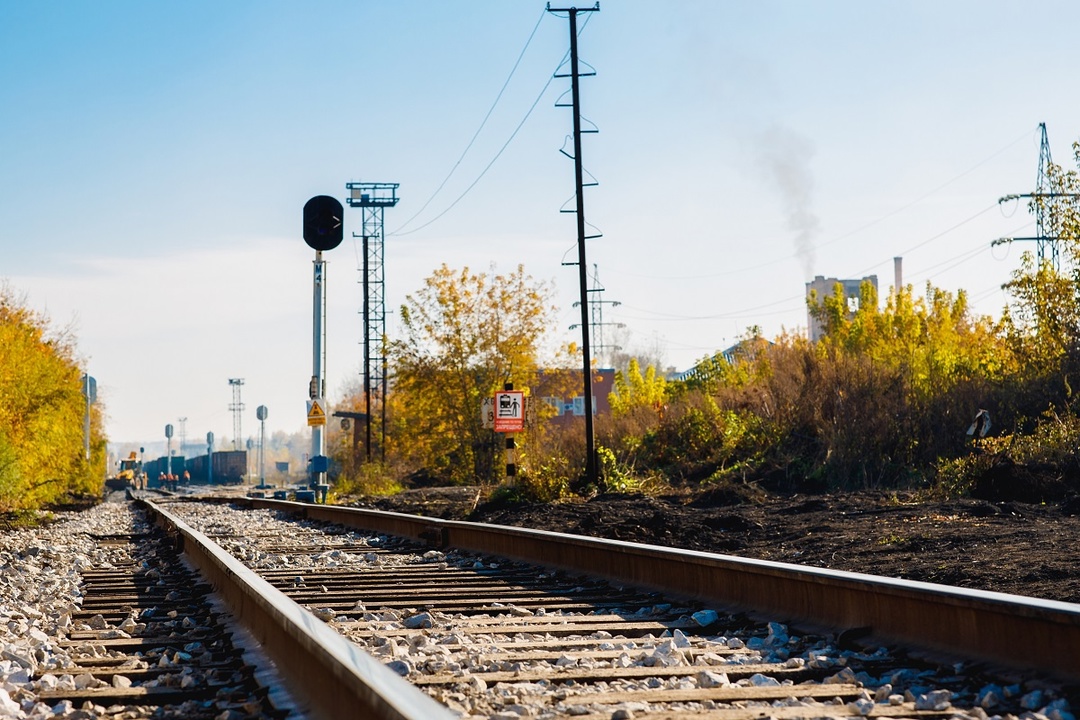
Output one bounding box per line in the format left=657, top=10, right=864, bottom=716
left=228, top=378, right=245, bottom=450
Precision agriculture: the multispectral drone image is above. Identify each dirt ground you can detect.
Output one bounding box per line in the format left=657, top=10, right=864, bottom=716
left=357, top=485, right=1080, bottom=605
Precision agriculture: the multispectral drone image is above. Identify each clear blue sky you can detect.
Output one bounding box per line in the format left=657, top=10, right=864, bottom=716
left=2, top=1, right=1078, bottom=445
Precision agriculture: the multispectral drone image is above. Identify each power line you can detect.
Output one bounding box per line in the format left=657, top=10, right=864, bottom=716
left=811, top=126, right=1034, bottom=255
left=390, top=65, right=557, bottom=237
left=391, top=13, right=595, bottom=237
left=610, top=129, right=1035, bottom=282
left=842, top=202, right=999, bottom=280
left=615, top=206, right=1018, bottom=327
left=392, top=8, right=546, bottom=235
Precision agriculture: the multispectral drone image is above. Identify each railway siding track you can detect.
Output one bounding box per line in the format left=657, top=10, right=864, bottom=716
left=209, top=495, right=1080, bottom=682
left=151, top=496, right=1079, bottom=719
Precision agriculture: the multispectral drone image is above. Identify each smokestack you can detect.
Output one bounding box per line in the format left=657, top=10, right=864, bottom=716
left=894, top=257, right=903, bottom=295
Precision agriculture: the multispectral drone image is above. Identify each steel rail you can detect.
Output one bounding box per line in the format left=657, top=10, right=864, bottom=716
left=138, top=498, right=455, bottom=720
left=213, top=496, right=1080, bottom=682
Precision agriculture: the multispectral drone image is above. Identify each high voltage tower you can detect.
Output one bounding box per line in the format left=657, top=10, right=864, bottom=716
left=998, top=123, right=1080, bottom=271
left=228, top=378, right=245, bottom=450
left=571, top=264, right=622, bottom=367
left=346, top=182, right=399, bottom=462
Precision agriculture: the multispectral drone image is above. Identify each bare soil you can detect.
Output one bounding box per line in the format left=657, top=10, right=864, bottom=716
left=358, top=485, right=1080, bottom=604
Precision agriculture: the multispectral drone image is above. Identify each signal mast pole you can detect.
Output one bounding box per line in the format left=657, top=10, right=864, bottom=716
left=303, top=195, right=344, bottom=496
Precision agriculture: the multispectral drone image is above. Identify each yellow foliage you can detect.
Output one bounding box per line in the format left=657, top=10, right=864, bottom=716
left=0, top=283, right=103, bottom=510
left=610, top=358, right=667, bottom=417
left=380, top=264, right=556, bottom=484
left=807, top=280, right=1008, bottom=399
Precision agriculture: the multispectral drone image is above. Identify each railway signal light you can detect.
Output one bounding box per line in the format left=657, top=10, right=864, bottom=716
left=303, top=195, right=344, bottom=251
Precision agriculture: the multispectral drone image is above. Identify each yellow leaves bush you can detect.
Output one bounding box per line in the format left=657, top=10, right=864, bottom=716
left=0, top=284, right=101, bottom=511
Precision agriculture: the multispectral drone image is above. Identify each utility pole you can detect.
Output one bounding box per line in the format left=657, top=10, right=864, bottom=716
left=550, top=2, right=600, bottom=484
left=346, top=182, right=399, bottom=463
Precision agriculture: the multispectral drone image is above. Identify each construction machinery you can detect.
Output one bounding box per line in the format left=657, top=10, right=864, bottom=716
left=106, top=451, right=141, bottom=490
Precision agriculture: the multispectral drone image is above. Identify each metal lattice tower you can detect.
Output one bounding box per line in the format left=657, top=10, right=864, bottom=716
left=346, top=182, right=399, bottom=462
left=178, top=417, right=187, bottom=455
left=571, top=264, right=622, bottom=367
left=228, top=378, right=245, bottom=450
left=1034, top=123, right=1058, bottom=269
left=996, top=123, right=1080, bottom=272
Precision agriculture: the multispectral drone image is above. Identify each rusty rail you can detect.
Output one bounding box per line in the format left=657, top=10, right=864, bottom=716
left=139, top=498, right=455, bottom=720
left=213, top=496, right=1080, bottom=682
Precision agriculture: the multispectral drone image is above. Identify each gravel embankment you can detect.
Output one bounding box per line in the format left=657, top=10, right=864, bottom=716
left=0, top=500, right=141, bottom=719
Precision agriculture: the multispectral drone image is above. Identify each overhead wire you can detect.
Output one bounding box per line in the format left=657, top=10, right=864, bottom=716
left=607, top=128, right=1036, bottom=282
left=391, top=12, right=594, bottom=238
left=810, top=126, right=1034, bottom=254
left=391, top=7, right=546, bottom=235
left=909, top=220, right=1032, bottom=283
left=612, top=199, right=1009, bottom=325
left=841, top=202, right=999, bottom=281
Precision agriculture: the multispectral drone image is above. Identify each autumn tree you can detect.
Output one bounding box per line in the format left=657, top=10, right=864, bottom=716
left=0, top=283, right=104, bottom=510
left=609, top=358, right=667, bottom=418
left=387, top=264, right=556, bottom=484
left=999, top=143, right=1080, bottom=375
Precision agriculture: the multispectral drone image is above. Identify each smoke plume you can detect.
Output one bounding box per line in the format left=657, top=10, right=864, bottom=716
left=757, top=125, right=819, bottom=279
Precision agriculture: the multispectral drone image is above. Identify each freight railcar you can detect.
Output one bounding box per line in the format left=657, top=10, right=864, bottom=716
left=186, top=450, right=247, bottom=485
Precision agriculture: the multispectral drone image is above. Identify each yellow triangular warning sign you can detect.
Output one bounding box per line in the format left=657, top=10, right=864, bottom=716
left=307, top=399, right=327, bottom=426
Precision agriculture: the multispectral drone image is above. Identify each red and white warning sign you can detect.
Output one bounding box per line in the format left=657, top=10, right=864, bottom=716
left=493, top=391, right=525, bottom=432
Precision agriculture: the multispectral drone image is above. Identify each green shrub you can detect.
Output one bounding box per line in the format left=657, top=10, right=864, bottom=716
left=597, top=445, right=638, bottom=493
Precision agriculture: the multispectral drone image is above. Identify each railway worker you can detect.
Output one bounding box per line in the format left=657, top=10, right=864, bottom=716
left=182, top=469, right=190, bottom=485
left=159, top=472, right=166, bottom=488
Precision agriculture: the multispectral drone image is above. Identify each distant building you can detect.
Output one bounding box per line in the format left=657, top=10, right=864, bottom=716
left=805, top=274, right=878, bottom=342
left=669, top=336, right=772, bottom=383
left=535, top=368, right=615, bottom=426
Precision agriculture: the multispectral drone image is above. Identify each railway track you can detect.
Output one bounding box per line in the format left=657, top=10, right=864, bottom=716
left=22, top=510, right=291, bottom=719
left=138, top=495, right=1078, bottom=720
